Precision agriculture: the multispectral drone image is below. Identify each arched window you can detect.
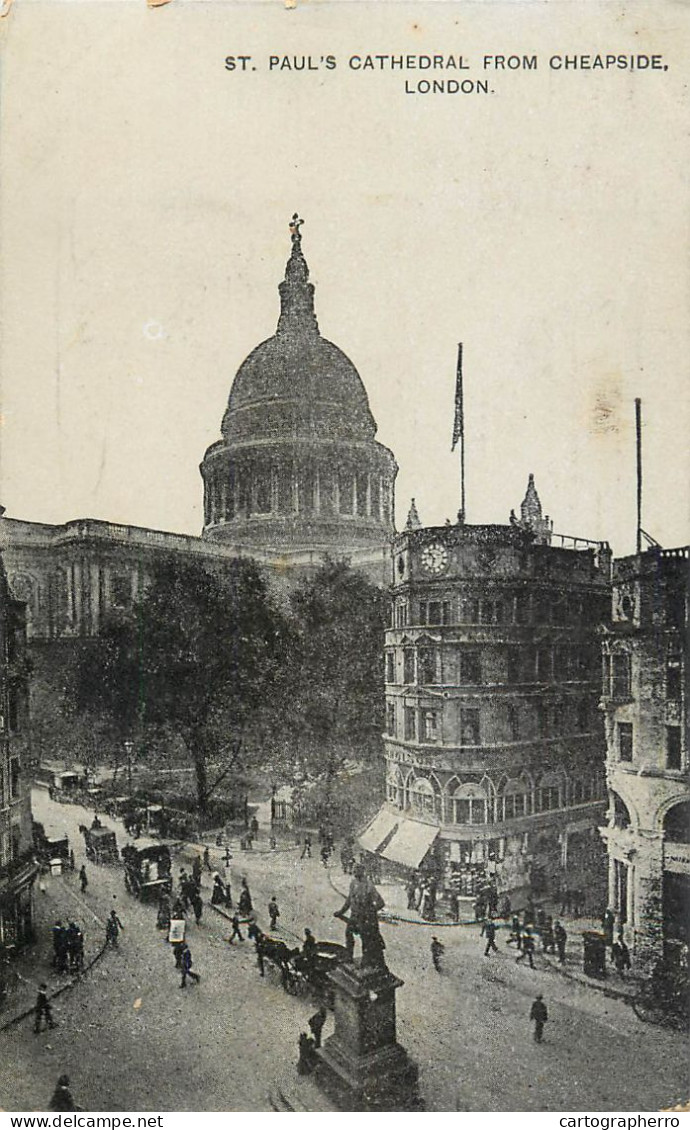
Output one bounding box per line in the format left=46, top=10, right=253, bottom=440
left=536, top=770, right=562, bottom=812
left=410, top=777, right=438, bottom=817
left=609, top=790, right=632, bottom=830
left=500, top=778, right=529, bottom=820
left=451, top=783, right=487, bottom=826
left=664, top=801, right=690, bottom=844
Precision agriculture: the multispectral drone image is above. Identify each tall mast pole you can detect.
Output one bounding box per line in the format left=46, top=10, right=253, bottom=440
left=452, top=343, right=465, bottom=524
left=635, top=397, right=642, bottom=555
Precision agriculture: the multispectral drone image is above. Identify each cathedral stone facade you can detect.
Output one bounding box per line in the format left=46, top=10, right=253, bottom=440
left=201, top=216, right=397, bottom=559
left=0, top=218, right=398, bottom=643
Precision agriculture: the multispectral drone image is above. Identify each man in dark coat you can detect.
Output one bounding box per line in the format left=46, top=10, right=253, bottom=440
left=516, top=930, right=535, bottom=968
left=430, top=935, right=445, bottom=972
left=179, top=943, right=200, bottom=988
left=34, top=983, right=56, bottom=1033
left=554, top=920, right=567, bottom=964
left=105, top=909, right=124, bottom=947
left=52, top=921, right=67, bottom=972
left=530, top=994, right=548, bottom=1042
left=268, top=897, right=280, bottom=930
left=49, top=1075, right=81, bottom=1111
left=78, top=866, right=88, bottom=895
left=227, top=914, right=244, bottom=944
left=308, top=1005, right=327, bottom=1048
left=481, top=917, right=499, bottom=956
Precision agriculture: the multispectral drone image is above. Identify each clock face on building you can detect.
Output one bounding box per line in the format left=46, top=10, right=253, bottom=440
left=421, top=542, right=449, bottom=575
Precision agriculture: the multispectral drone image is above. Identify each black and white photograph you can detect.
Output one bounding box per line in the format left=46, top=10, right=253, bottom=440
left=0, top=0, right=688, bottom=1115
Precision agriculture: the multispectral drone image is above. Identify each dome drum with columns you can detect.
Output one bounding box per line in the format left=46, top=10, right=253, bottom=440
left=201, top=217, right=397, bottom=555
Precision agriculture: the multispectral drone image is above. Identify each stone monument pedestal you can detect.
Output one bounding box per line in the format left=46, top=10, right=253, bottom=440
left=314, top=962, right=421, bottom=1111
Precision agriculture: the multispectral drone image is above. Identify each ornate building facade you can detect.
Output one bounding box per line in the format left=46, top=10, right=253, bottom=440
left=600, top=546, right=689, bottom=968
left=0, top=532, right=36, bottom=949
left=361, top=481, right=612, bottom=900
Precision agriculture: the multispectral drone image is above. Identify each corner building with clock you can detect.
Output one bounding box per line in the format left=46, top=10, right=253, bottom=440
left=363, top=478, right=613, bottom=902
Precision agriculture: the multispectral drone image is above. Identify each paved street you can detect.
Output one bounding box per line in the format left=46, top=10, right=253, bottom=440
left=1, top=791, right=687, bottom=1112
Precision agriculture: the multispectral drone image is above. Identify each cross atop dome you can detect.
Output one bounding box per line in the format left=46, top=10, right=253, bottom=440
left=278, top=212, right=318, bottom=335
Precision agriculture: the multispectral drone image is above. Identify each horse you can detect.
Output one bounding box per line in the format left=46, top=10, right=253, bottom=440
left=251, top=927, right=299, bottom=989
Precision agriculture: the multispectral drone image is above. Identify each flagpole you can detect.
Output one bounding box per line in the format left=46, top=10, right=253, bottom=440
left=635, top=397, right=642, bottom=555
left=457, top=343, right=465, bottom=524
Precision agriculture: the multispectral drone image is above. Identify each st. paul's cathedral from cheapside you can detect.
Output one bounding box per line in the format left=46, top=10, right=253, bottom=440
left=1, top=217, right=688, bottom=966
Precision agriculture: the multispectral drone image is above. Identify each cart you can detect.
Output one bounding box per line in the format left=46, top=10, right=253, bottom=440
left=82, top=825, right=119, bottom=864
left=122, top=843, right=173, bottom=902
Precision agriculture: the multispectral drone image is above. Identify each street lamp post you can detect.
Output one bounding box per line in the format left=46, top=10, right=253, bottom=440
left=124, top=740, right=134, bottom=798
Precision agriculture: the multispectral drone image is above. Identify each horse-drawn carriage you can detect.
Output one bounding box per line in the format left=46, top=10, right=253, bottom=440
left=250, top=927, right=349, bottom=1007
left=122, top=843, right=173, bottom=902
left=32, top=820, right=70, bottom=868
left=81, top=823, right=119, bottom=864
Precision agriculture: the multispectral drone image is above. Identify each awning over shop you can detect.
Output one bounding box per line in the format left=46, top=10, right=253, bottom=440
left=358, top=808, right=401, bottom=854
left=381, top=818, right=439, bottom=869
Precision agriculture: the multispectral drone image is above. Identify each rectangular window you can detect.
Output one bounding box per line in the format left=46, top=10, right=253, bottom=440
left=459, top=598, right=479, bottom=624
left=9, top=760, right=19, bottom=800
left=667, top=653, right=682, bottom=701
left=666, top=726, right=682, bottom=770
left=386, top=703, right=396, bottom=736
left=255, top=474, right=272, bottom=514
left=420, top=600, right=451, bottom=626
left=602, top=653, right=612, bottom=696
left=460, top=709, right=480, bottom=746
left=394, top=602, right=408, bottom=629
left=508, top=704, right=520, bottom=741
left=385, top=652, right=395, bottom=684
left=421, top=710, right=439, bottom=742
left=404, top=706, right=416, bottom=741
left=8, top=691, right=19, bottom=732
left=403, top=650, right=415, bottom=684
left=506, top=649, right=520, bottom=684
left=538, top=786, right=560, bottom=811
left=418, top=647, right=439, bottom=685
left=459, top=649, right=481, bottom=685
left=612, top=653, right=631, bottom=699
left=618, top=721, right=633, bottom=762
left=536, top=703, right=549, bottom=737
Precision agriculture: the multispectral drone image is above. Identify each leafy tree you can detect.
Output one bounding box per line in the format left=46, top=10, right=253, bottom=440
left=69, top=555, right=288, bottom=815
left=288, top=558, right=387, bottom=796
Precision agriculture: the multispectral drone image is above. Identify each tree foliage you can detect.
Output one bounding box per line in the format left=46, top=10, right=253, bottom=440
left=69, top=555, right=289, bottom=813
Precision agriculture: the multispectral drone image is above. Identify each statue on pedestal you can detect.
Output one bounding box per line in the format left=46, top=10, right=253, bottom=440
left=334, top=863, right=387, bottom=971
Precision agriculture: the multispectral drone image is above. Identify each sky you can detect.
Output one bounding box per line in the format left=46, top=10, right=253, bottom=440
left=1, top=0, right=688, bottom=557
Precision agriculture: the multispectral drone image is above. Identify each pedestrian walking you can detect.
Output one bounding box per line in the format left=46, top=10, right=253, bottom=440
left=269, top=835, right=277, bottom=851
left=516, top=930, right=535, bottom=968
left=34, top=983, right=56, bottom=1033
left=430, top=935, right=445, bottom=972
left=49, top=1075, right=82, bottom=1112
left=541, top=916, right=555, bottom=954
left=157, top=892, right=171, bottom=931
left=529, top=994, right=548, bottom=1042
left=612, top=937, right=631, bottom=977
left=52, top=921, right=68, bottom=973
left=67, top=923, right=84, bottom=973
left=238, top=878, right=252, bottom=915
left=301, top=835, right=312, bottom=859
left=473, top=895, right=486, bottom=922
left=179, top=943, right=200, bottom=988
left=602, top=908, right=615, bottom=946
left=78, top=865, right=88, bottom=895
left=448, top=889, right=460, bottom=924
left=203, top=846, right=212, bottom=871
left=191, top=891, right=203, bottom=926
left=507, top=915, right=522, bottom=949
left=268, top=897, right=280, bottom=930
left=191, top=856, right=202, bottom=887
left=308, top=1006, right=327, bottom=1048
left=227, top=914, right=244, bottom=944
left=105, top=908, right=124, bottom=948
left=481, top=918, right=499, bottom=956
left=554, top=921, right=567, bottom=964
